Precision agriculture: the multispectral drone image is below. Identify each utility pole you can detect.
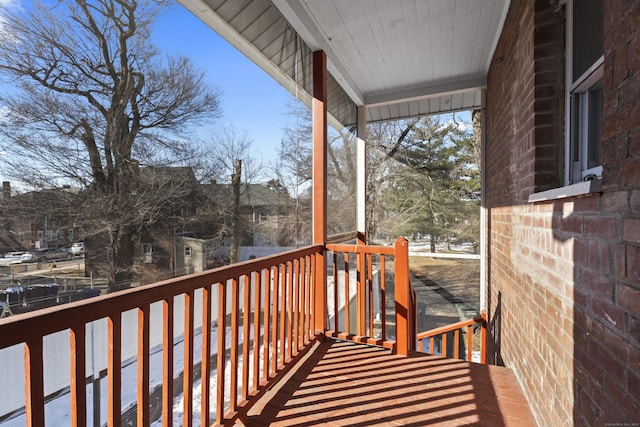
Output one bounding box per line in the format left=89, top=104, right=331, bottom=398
left=230, top=159, right=241, bottom=264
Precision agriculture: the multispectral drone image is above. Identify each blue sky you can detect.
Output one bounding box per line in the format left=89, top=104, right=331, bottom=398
left=153, top=3, right=297, bottom=165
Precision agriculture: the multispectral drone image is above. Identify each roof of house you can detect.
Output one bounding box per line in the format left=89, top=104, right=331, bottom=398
left=206, top=182, right=291, bottom=208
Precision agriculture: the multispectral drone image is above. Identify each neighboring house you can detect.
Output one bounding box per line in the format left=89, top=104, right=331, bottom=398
left=238, top=182, right=294, bottom=246
left=0, top=182, right=83, bottom=253
left=85, top=168, right=295, bottom=285
left=201, top=180, right=297, bottom=246
left=167, top=183, right=296, bottom=278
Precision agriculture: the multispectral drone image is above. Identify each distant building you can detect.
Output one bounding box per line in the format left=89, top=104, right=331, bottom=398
left=0, top=182, right=82, bottom=253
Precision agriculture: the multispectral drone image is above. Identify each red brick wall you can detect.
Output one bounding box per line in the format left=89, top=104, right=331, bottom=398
left=485, top=0, right=640, bottom=425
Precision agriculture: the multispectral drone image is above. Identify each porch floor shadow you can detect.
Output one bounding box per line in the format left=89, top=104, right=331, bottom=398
left=239, top=338, right=536, bottom=426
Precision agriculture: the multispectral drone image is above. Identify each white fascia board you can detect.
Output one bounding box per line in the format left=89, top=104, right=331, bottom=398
left=364, top=77, right=487, bottom=107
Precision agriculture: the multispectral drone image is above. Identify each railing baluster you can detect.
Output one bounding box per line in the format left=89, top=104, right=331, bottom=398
left=107, top=313, right=122, bottom=427
left=441, top=333, right=447, bottom=357
left=137, top=304, right=150, bottom=427
left=309, top=254, right=316, bottom=335
left=453, top=329, right=460, bottom=359
left=253, top=271, right=261, bottom=392
left=183, top=290, right=194, bottom=426
left=162, top=297, right=174, bottom=427
left=467, top=325, right=473, bottom=361
left=216, top=283, right=227, bottom=425
left=242, top=274, right=250, bottom=402
left=303, top=255, right=311, bottom=342
left=332, top=251, right=339, bottom=333
left=292, top=259, right=300, bottom=354
left=367, top=253, right=373, bottom=337
left=230, top=278, right=239, bottom=412
left=278, top=264, right=286, bottom=368
left=300, top=257, right=306, bottom=345
left=381, top=255, right=386, bottom=341
left=430, top=337, right=435, bottom=355
left=303, top=255, right=309, bottom=343
left=263, top=268, right=271, bottom=384
left=201, top=284, right=212, bottom=427
left=357, top=250, right=365, bottom=336
left=271, top=266, right=279, bottom=374
left=25, top=338, right=45, bottom=427
left=70, top=324, right=86, bottom=427
left=344, top=252, right=350, bottom=335
left=286, top=261, right=294, bottom=362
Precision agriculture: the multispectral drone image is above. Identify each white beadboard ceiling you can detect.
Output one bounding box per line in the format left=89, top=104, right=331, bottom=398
left=180, top=0, right=510, bottom=125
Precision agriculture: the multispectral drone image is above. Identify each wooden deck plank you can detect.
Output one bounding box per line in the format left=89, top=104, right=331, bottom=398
left=241, top=339, right=536, bottom=426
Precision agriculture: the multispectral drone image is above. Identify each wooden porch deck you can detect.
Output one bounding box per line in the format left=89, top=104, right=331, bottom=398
left=240, top=339, right=536, bottom=426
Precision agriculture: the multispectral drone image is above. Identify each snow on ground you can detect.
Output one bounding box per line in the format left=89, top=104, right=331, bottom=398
left=0, top=325, right=263, bottom=426
left=409, top=240, right=477, bottom=253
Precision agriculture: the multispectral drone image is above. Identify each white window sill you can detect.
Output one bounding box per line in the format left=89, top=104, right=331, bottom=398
left=528, top=179, right=602, bottom=203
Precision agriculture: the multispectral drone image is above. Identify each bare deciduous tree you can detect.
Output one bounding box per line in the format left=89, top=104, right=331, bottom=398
left=208, top=124, right=263, bottom=263
left=0, top=0, right=222, bottom=290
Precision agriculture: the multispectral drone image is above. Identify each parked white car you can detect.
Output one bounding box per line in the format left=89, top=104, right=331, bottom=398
left=71, top=242, right=85, bottom=256
left=21, top=248, right=72, bottom=263
left=0, top=252, right=25, bottom=266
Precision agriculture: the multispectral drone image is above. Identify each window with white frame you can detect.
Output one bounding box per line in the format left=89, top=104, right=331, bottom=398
left=566, top=0, right=603, bottom=184
left=184, top=246, right=192, bottom=256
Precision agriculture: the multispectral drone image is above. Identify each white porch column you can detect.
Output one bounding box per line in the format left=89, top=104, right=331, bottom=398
left=357, top=105, right=367, bottom=244
left=480, top=89, right=488, bottom=312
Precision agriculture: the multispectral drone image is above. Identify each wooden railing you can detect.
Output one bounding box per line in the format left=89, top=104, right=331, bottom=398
left=324, top=237, right=414, bottom=355
left=0, top=238, right=416, bottom=426
left=416, top=312, right=487, bottom=363
left=0, top=245, right=322, bottom=427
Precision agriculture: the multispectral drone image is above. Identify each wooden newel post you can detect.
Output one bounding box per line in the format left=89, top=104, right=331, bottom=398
left=394, top=237, right=412, bottom=356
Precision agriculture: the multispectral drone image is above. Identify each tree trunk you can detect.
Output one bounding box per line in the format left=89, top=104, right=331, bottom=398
left=230, top=159, right=242, bottom=264
left=108, top=226, right=135, bottom=292
left=430, top=233, right=436, bottom=253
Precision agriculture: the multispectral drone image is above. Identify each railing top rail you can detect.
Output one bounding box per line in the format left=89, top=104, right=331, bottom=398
left=0, top=244, right=323, bottom=349
left=326, top=243, right=396, bottom=256
left=416, top=315, right=485, bottom=340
